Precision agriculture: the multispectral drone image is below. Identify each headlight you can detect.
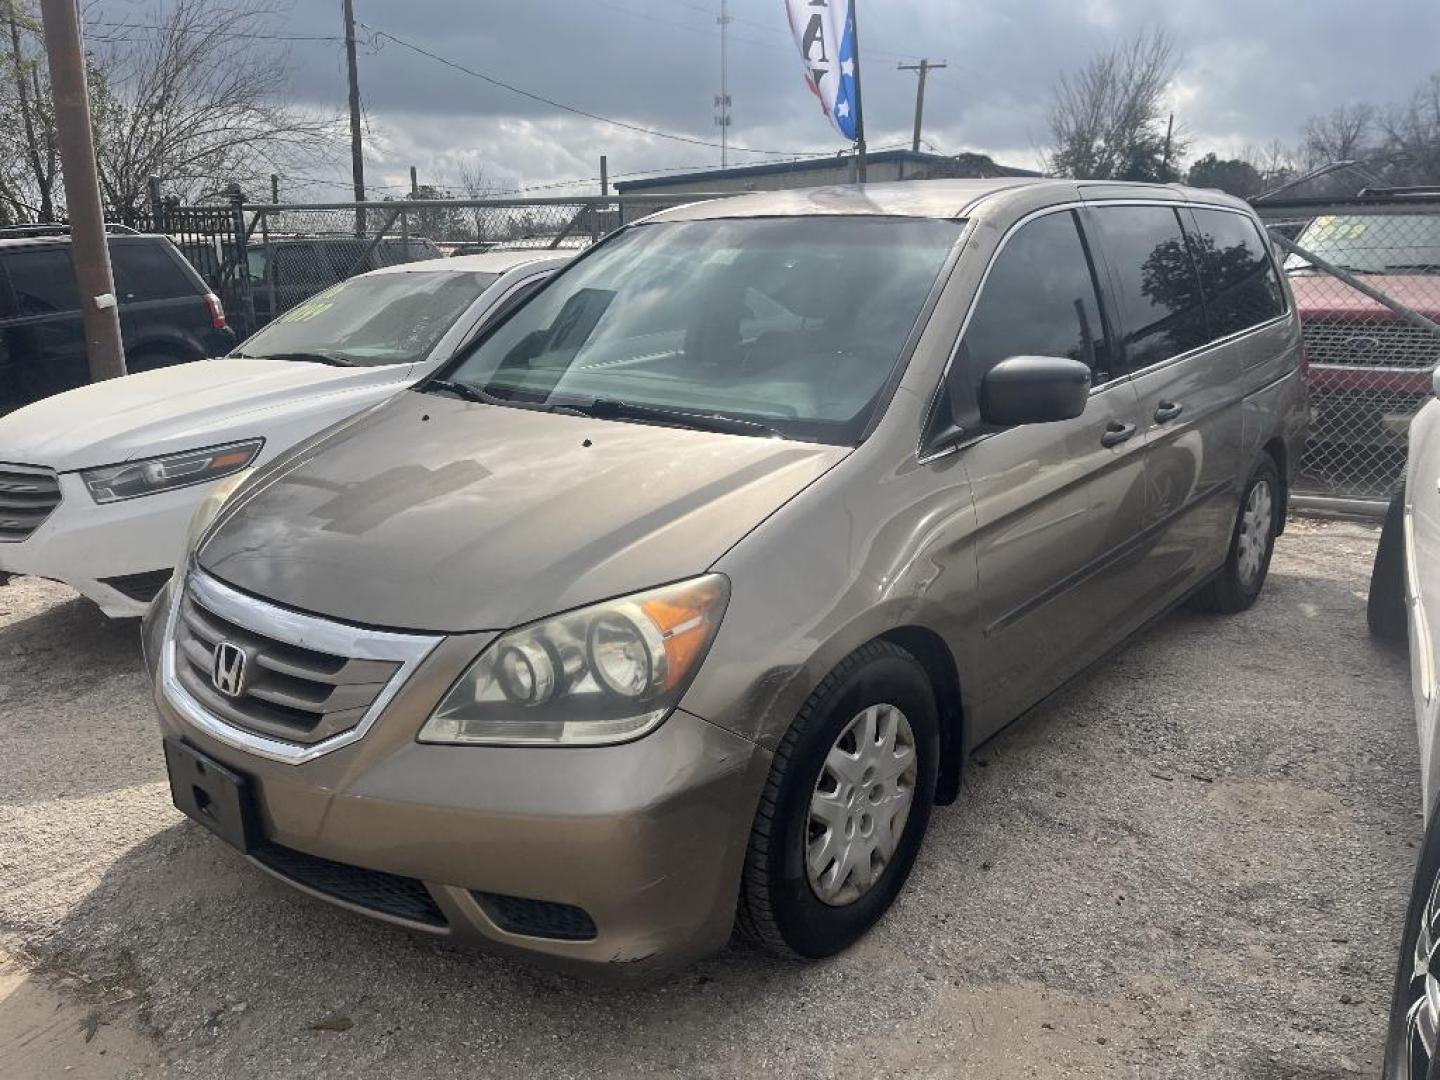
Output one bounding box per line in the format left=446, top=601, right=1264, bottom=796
left=82, top=439, right=263, bottom=503
left=419, top=575, right=729, bottom=746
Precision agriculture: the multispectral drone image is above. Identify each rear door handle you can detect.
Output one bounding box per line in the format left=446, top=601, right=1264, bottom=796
left=1153, top=401, right=1184, bottom=423
left=1101, top=421, right=1137, bottom=448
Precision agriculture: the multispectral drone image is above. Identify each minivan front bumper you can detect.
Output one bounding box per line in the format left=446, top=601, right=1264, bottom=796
left=151, top=617, right=772, bottom=980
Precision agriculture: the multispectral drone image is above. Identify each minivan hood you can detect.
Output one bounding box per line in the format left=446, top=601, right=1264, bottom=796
left=198, top=391, right=848, bottom=632
left=0, top=358, right=410, bottom=472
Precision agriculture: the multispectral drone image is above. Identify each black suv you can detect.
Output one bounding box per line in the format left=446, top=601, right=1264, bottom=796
left=0, top=227, right=237, bottom=414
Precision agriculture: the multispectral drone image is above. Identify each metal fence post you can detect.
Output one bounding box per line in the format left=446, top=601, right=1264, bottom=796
left=228, top=190, right=255, bottom=338
left=148, top=176, right=164, bottom=232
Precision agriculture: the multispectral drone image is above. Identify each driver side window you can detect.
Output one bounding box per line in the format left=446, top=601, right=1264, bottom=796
left=959, top=210, right=1112, bottom=391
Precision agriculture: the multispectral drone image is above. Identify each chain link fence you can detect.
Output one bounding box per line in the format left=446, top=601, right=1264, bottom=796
left=1255, top=194, right=1440, bottom=511
left=142, top=193, right=726, bottom=337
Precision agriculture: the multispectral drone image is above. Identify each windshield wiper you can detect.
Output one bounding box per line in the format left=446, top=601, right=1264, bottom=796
left=425, top=378, right=494, bottom=404
left=241, top=350, right=359, bottom=367
left=575, top=397, right=782, bottom=438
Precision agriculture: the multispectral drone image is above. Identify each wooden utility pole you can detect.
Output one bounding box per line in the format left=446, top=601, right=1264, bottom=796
left=898, top=59, right=946, bottom=154
left=342, top=0, right=365, bottom=231
left=38, top=0, right=125, bottom=381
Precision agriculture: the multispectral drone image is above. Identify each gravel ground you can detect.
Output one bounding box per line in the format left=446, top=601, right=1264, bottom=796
left=0, top=517, right=1419, bottom=1079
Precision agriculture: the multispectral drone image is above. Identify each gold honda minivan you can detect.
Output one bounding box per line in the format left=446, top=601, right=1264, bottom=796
left=144, top=179, right=1307, bottom=979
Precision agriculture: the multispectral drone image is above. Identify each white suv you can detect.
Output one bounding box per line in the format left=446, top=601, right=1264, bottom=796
left=0, top=250, right=566, bottom=616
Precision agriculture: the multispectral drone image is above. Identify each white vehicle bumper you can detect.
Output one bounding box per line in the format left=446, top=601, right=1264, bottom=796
left=0, top=472, right=199, bottom=618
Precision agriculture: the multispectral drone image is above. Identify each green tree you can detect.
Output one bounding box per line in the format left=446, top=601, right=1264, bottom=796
left=1186, top=154, right=1265, bottom=198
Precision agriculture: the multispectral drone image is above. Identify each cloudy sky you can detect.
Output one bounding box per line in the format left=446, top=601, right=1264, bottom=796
left=98, top=0, right=1440, bottom=197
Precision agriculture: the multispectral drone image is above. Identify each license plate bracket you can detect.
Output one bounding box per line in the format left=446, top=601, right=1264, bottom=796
left=163, top=737, right=258, bottom=853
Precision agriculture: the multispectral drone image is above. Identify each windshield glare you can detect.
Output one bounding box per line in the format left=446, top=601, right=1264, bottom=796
left=1285, top=214, right=1440, bottom=275
left=442, top=217, right=962, bottom=443
left=238, top=270, right=500, bottom=366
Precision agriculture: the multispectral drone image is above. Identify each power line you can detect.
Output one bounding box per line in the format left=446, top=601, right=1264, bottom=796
left=84, top=18, right=344, bottom=43
left=356, top=21, right=831, bottom=157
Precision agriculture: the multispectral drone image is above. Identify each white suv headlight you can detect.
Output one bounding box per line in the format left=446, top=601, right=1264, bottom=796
left=419, top=575, right=729, bottom=747
left=83, top=439, right=263, bottom=503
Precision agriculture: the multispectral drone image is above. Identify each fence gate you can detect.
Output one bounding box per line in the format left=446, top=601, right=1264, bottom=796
left=1255, top=193, right=1440, bottom=512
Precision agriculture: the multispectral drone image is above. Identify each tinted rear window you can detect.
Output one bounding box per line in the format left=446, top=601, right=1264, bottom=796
left=1187, top=208, right=1286, bottom=337
left=6, top=247, right=79, bottom=315
left=1090, top=205, right=1209, bottom=373
left=111, top=241, right=198, bottom=302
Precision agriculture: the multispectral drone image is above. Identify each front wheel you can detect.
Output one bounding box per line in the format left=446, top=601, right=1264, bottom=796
left=736, top=640, right=939, bottom=958
left=1384, top=802, right=1440, bottom=1078
left=1193, top=455, right=1280, bottom=614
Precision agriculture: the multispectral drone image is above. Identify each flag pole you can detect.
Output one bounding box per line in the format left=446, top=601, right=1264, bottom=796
left=850, top=0, right=867, bottom=183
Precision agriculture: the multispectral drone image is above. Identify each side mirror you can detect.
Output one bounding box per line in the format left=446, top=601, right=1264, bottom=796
left=979, top=355, right=1092, bottom=427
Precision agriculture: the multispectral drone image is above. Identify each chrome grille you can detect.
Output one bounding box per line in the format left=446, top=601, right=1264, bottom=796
left=1302, top=318, right=1440, bottom=369
left=166, top=570, right=441, bottom=757
left=0, top=464, right=61, bottom=542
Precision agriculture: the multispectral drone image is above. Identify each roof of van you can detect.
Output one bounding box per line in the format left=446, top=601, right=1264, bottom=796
left=642, top=178, right=1251, bottom=223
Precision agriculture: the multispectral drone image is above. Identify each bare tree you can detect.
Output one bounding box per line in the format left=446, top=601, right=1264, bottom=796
left=1241, top=139, right=1301, bottom=193
left=1378, top=73, right=1440, bottom=185
left=0, top=0, right=58, bottom=222
left=451, top=157, right=496, bottom=242
left=1047, top=28, right=1186, bottom=182
left=1301, top=103, right=1376, bottom=167
left=88, top=0, right=338, bottom=222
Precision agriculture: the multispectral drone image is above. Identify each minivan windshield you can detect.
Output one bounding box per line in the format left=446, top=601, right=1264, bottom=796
left=235, top=270, right=499, bottom=366
left=439, top=216, right=962, bottom=443
left=1284, top=213, right=1440, bottom=275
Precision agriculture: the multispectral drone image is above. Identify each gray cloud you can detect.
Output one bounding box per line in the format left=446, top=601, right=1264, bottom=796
left=118, top=0, right=1440, bottom=194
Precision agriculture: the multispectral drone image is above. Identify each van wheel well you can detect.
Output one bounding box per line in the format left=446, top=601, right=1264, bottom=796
left=880, top=626, right=964, bottom=806
left=1262, top=438, right=1288, bottom=536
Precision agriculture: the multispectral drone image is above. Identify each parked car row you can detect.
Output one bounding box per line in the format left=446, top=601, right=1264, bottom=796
left=3, top=178, right=1310, bottom=981
left=46, top=180, right=1440, bottom=1041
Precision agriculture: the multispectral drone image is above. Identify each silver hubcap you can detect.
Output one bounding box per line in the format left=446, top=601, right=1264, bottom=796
left=1401, top=864, right=1440, bottom=1077
left=806, top=703, right=917, bottom=907
left=1237, top=479, right=1273, bottom=587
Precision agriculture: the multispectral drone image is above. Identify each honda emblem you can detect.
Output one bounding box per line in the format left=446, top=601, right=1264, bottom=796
left=211, top=641, right=248, bottom=698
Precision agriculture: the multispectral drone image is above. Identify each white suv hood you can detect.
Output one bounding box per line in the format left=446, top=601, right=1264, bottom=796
left=0, top=358, right=415, bottom=472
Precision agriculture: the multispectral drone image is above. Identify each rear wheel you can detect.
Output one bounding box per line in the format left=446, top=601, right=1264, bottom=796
left=736, top=640, right=939, bottom=958
left=1370, top=485, right=1409, bottom=644
left=1193, top=455, right=1280, bottom=614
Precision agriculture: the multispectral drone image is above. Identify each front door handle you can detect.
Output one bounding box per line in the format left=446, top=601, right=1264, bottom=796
left=1101, top=421, right=1137, bottom=448
left=1154, top=400, right=1184, bottom=423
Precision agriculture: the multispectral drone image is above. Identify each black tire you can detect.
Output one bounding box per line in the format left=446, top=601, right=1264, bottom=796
left=1383, top=800, right=1440, bottom=1078
left=1193, top=454, right=1281, bottom=614
left=1370, top=486, right=1409, bottom=645
left=736, top=639, right=939, bottom=958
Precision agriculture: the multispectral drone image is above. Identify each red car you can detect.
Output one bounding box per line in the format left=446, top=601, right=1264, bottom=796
left=1286, top=212, right=1440, bottom=496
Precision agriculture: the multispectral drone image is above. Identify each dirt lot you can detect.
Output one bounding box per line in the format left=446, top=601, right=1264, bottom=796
left=0, top=518, right=1419, bottom=1079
